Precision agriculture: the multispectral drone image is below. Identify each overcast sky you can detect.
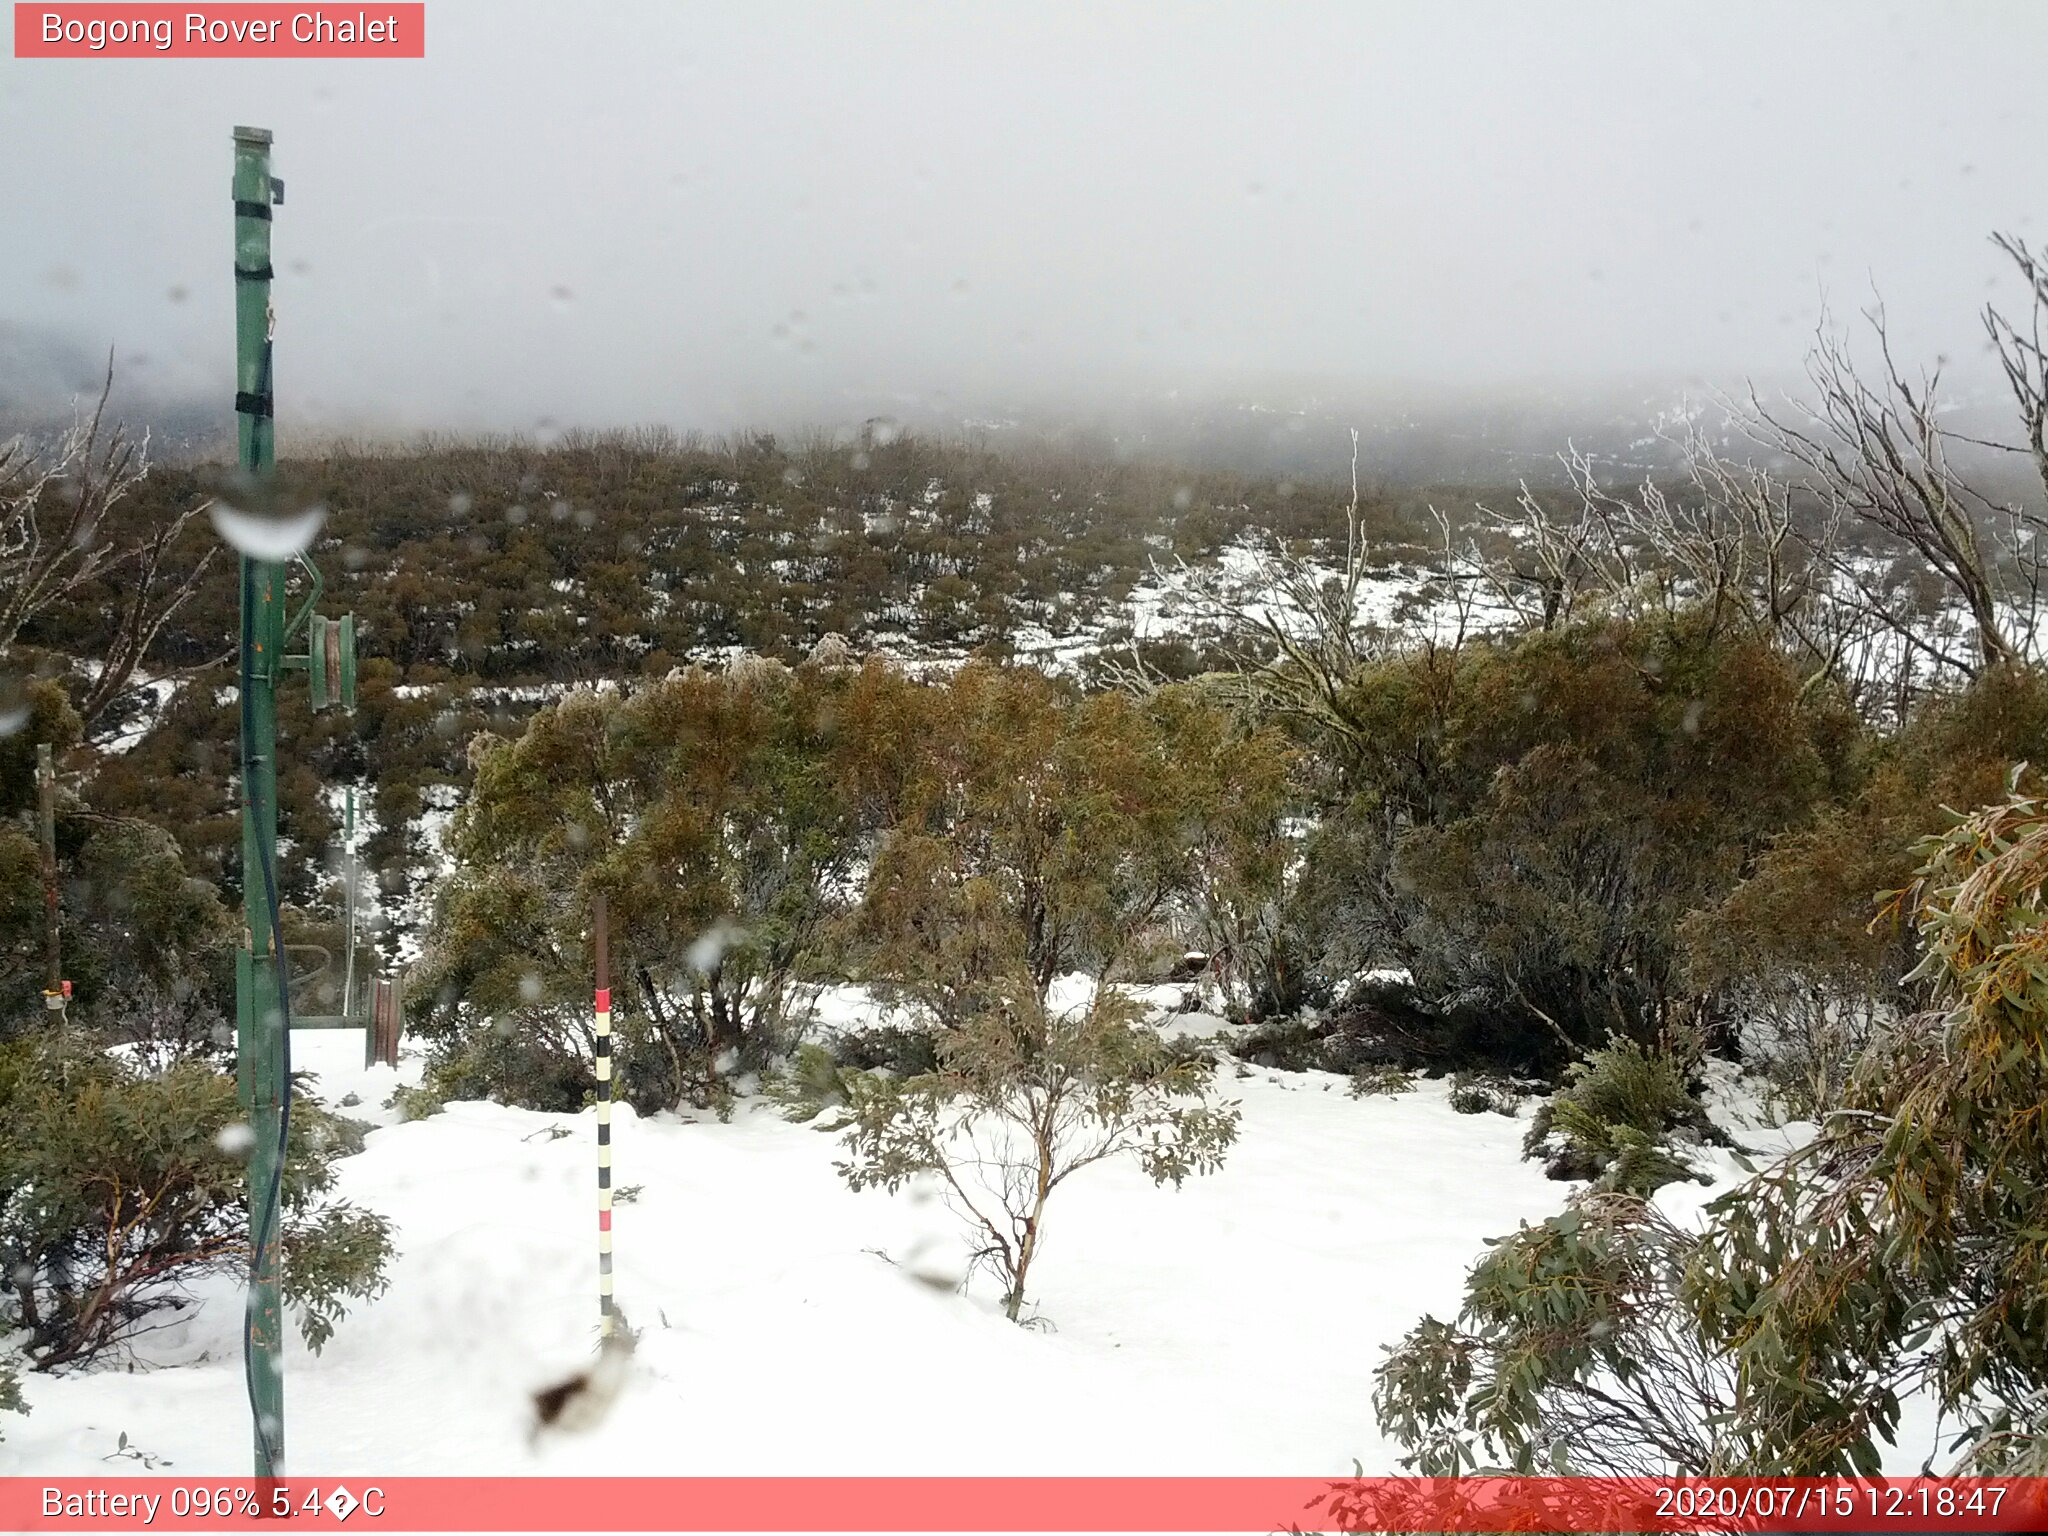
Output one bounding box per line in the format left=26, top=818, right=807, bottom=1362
left=3, top=0, right=2045, bottom=438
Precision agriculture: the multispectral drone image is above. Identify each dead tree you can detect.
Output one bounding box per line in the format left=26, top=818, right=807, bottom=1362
left=1751, top=303, right=2042, bottom=678
left=0, top=356, right=219, bottom=731
left=1129, top=429, right=1393, bottom=759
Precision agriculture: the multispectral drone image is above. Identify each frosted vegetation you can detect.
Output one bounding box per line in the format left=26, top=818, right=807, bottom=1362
left=4, top=239, right=2048, bottom=1479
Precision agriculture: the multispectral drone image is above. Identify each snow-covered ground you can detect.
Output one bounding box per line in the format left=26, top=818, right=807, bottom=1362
left=2, top=1022, right=1570, bottom=1479
left=1, top=1017, right=1950, bottom=1481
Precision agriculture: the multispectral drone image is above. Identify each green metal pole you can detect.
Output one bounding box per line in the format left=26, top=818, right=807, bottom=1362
left=232, top=123, right=287, bottom=1482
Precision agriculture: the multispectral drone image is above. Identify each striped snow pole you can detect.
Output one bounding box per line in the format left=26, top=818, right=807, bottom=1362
left=593, top=893, right=616, bottom=1338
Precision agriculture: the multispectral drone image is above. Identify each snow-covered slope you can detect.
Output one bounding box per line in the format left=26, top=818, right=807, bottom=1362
left=3, top=1029, right=1563, bottom=1479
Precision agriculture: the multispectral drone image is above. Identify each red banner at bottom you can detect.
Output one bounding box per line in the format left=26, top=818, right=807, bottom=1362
left=7, top=1476, right=2048, bottom=1533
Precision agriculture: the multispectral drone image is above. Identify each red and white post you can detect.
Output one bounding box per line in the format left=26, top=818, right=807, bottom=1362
left=592, top=893, right=616, bottom=1338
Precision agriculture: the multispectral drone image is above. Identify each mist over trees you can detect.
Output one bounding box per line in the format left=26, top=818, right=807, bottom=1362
left=7, top=224, right=2048, bottom=1474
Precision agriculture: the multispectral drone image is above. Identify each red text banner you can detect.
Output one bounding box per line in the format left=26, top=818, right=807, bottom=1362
left=5, top=1476, right=2048, bottom=1533
left=14, top=5, right=425, bottom=58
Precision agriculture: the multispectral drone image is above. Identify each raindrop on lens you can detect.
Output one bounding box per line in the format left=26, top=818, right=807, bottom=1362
left=211, top=501, right=327, bottom=561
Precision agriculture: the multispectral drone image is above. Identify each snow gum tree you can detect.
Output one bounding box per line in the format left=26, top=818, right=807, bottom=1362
left=418, top=660, right=868, bottom=1109
left=831, top=994, right=1239, bottom=1323
left=827, top=663, right=1260, bottom=1320
left=0, top=1038, right=391, bottom=1372
left=1684, top=777, right=2048, bottom=1474
left=1376, top=779, right=2048, bottom=1477
left=1298, top=614, right=1855, bottom=1064
left=855, top=662, right=1291, bottom=1009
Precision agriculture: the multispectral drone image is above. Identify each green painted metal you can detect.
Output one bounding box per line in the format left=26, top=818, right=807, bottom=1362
left=231, top=126, right=370, bottom=1482
left=232, top=123, right=287, bottom=1484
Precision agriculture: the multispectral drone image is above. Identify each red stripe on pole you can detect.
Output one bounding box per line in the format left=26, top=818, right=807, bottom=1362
left=594, top=988, right=610, bottom=1011
left=6, top=1478, right=2048, bottom=1532
left=599, top=1209, right=612, bottom=1231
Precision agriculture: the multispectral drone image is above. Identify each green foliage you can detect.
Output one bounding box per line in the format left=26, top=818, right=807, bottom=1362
left=856, top=663, right=1291, bottom=1013
left=1447, top=1075, right=1520, bottom=1117
left=1687, top=662, right=2048, bottom=1105
left=765, top=1041, right=865, bottom=1124
left=1232, top=1008, right=1404, bottom=1076
left=1682, top=779, right=2048, bottom=1473
left=1523, top=1039, right=1708, bottom=1194
left=833, top=994, right=1239, bottom=1322
left=62, top=432, right=1400, bottom=942
left=1298, top=615, right=1854, bottom=1064
left=417, top=660, right=872, bottom=1109
left=0, top=1352, right=23, bottom=1439
left=0, top=741, right=234, bottom=1045
left=1347, top=1064, right=1416, bottom=1098
left=1375, top=1193, right=1738, bottom=1476
left=384, top=1083, right=445, bottom=1123
left=0, top=679, right=80, bottom=816
left=418, top=1014, right=590, bottom=1114
left=1382, top=780, right=2048, bottom=1479
left=824, top=1023, right=942, bottom=1078
left=1135, top=681, right=1301, bottom=1019
left=421, top=654, right=1288, bottom=1120
left=0, top=1040, right=392, bottom=1370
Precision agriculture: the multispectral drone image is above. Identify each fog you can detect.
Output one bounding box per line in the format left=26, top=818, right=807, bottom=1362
left=3, top=0, right=2046, bottom=459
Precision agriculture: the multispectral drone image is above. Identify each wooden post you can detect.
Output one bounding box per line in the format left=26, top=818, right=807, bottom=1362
left=37, top=742, right=63, bottom=1025
left=594, top=892, right=616, bottom=1337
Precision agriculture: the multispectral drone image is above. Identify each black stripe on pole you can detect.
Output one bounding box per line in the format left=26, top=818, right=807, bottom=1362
left=235, top=391, right=274, bottom=418
left=594, top=1035, right=611, bottom=1057
left=235, top=262, right=275, bottom=281
left=234, top=200, right=273, bottom=221
left=598, top=1165, right=611, bottom=1188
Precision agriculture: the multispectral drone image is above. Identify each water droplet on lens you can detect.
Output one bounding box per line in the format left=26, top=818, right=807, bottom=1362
left=211, top=502, right=326, bottom=560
